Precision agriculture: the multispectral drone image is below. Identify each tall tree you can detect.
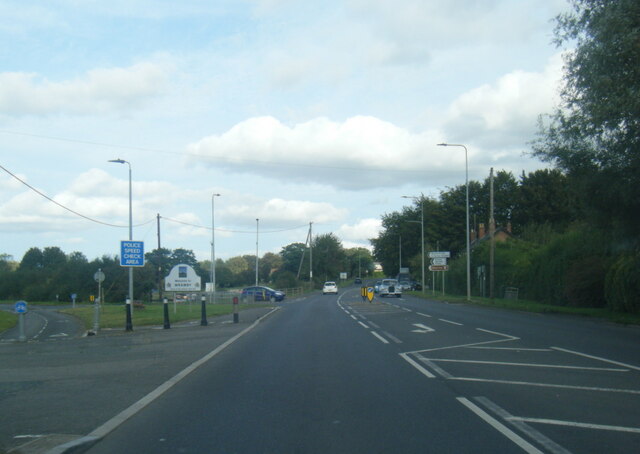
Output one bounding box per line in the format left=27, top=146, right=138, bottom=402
left=533, top=0, right=640, bottom=237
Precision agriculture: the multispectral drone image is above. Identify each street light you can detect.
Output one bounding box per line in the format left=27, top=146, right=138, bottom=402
left=437, top=143, right=471, bottom=301
left=108, top=158, right=134, bottom=331
left=255, top=218, right=259, bottom=286
left=402, top=194, right=425, bottom=294
left=211, top=193, right=221, bottom=304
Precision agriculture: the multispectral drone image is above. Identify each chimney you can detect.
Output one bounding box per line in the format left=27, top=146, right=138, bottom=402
left=479, top=223, right=486, bottom=239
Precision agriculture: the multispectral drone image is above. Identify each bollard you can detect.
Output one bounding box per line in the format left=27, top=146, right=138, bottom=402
left=163, top=297, right=171, bottom=329
left=233, top=296, right=239, bottom=323
left=200, top=295, right=208, bottom=326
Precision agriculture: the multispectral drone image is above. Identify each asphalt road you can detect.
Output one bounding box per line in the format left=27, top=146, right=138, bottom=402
left=81, top=287, right=640, bottom=454
left=0, top=304, right=84, bottom=342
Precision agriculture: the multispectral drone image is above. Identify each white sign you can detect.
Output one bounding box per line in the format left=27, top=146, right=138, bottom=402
left=430, top=258, right=447, bottom=266
left=340, top=272, right=347, bottom=280
left=428, top=251, right=450, bottom=259
left=164, top=264, right=201, bottom=292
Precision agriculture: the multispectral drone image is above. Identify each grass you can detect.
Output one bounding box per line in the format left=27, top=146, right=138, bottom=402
left=0, top=310, right=18, bottom=332
left=408, top=291, right=640, bottom=325
left=59, top=302, right=271, bottom=330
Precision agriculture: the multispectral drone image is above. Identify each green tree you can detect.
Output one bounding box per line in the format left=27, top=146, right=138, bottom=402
left=312, top=233, right=345, bottom=283
left=533, top=0, right=640, bottom=237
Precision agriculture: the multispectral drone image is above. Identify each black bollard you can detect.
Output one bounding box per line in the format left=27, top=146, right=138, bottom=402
left=200, top=295, right=208, bottom=326
left=163, top=298, right=170, bottom=329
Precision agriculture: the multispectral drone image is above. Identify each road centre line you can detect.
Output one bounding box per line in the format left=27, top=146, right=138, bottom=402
left=552, top=346, right=640, bottom=372
left=33, top=312, right=48, bottom=339
left=358, top=321, right=369, bottom=329
left=368, top=321, right=381, bottom=329
left=399, top=353, right=436, bottom=378
left=450, top=376, right=640, bottom=395
left=439, top=318, right=463, bottom=326
left=426, top=358, right=629, bottom=372
left=383, top=331, right=403, bottom=344
left=475, top=397, right=572, bottom=454
left=457, top=397, right=544, bottom=454
left=417, top=312, right=431, bottom=318
left=402, top=308, right=412, bottom=312
left=508, top=417, right=640, bottom=434
left=371, top=331, right=390, bottom=344
left=350, top=315, right=358, bottom=320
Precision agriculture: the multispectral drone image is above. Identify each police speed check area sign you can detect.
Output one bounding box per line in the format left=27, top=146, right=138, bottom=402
left=120, top=241, right=145, bottom=267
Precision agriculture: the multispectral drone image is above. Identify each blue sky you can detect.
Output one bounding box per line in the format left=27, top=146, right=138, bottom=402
left=1, top=0, right=569, bottom=264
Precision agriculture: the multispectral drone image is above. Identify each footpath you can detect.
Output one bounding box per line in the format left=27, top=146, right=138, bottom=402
left=0, top=306, right=279, bottom=454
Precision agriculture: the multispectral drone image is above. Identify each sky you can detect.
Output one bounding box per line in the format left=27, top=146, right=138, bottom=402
left=0, top=0, right=570, bottom=266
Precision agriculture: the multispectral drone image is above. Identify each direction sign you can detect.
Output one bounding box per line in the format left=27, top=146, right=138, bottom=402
left=14, top=300, right=27, bottom=314
left=429, top=265, right=449, bottom=271
left=120, top=241, right=145, bottom=267
left=429, top=251, right=451, bottom=259
left=366, top=287, right=375, bottom=302
left=430, top=258, right=447, bottom=266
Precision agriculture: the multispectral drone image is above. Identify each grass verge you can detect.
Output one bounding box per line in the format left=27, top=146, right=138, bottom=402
left=408, top=292, right=640, bottom=325
left=60, top=302, right=271, bottom=330
left=0, top=310, right=18, bottom=332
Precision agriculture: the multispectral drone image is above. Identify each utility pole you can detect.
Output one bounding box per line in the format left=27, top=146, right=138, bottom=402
left=255, top=218, right=259, bottom=286
left=157, top=213, right=162, bottom=302
left=309, top=222, right=313, bottom=282
left=489, top=167, right=495, bottom=302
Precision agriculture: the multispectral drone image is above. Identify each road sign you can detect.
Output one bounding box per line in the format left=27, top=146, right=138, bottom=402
left=94, top=270, right=105, bottom=283
left=366, top=287, right=375, bottom=302
left=430, top=258, right=447, bottom=266
left=165, top=264, right=202, bottom=292
left=429, top=251, right=450, bottom=259
left=120, top=241, right=145, bottom=267
left=429, top=265, right=449, bottom=271
left=14, top=300, right=27, bottom=314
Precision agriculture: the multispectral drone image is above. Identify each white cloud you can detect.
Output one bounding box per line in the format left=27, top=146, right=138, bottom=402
left=225, top=197, right=347, bottom=225
left=187, top=115, right=449, bottom=189
left=337, top=218, right=382, bottom=242
left=0, top=61, right=170, bottom=116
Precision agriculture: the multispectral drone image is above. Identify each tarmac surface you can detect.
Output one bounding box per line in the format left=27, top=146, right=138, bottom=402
left=0, top=304, right=278, bottom=454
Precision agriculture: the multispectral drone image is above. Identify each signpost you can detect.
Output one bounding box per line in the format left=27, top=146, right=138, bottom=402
left=14, top=301, right=27, bottom=342
left=93, top=269, right=105, bottom=333
left=429, top=252, right=450, bottom=296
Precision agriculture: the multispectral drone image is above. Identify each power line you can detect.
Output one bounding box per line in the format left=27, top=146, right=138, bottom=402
left=0, top=163, right=154, bottom=228
left=160, top=216, right=309, bottom=234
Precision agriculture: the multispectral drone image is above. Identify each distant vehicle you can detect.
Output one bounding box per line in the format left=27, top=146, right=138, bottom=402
left=379, top=279, right=402, bottom=298
left=322, top=281, right=338, bottom=294
left=399, top=280, right=413, bottom=291
left=241, top=286, right=285, bottom=302
left=354, top=277, right=362, bottom=284
left=374, top=281, right=382, bottom=293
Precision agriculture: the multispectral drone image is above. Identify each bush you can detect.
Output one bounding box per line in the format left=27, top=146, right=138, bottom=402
left=605, top=253, right=640, bottom=313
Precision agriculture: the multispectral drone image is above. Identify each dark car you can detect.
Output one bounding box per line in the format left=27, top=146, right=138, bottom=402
left=354, top=277, right=362, bottom=284
left=241, top=286, right=286, bottom=302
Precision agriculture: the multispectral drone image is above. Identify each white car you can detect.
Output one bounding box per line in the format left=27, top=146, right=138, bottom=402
left=322, top=281, right=338, bottom=294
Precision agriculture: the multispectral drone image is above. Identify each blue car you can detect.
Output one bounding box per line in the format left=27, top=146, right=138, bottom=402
left=241, top=286, right=286, bottom=302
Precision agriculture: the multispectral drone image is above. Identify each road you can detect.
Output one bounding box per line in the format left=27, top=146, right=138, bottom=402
left=0, top=304, right=84, bottom=342
left=83, top=287, right=640, bottom=454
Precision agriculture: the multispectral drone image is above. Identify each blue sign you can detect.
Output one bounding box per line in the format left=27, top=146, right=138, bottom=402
left=15, top=300, right=27, bottom=314
left=120, top=241, right=145, bottom=267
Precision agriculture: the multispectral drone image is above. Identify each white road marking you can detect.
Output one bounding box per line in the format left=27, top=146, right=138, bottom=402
left=427, top=358, right=628, bottom=372
left=467, top=347, right=551, bottom=351
left=475, top=397, right=572, bottom=454
left=371, top=331, right=390, bottom=344
left=508, top=417, right=640, bottom=434
left=350, top=315, right=357, bottom=320
left=402, top=308, right=412, bottom=312
left=408, top=335, right=518, bottom=353
left=358, top=321, right=369, bottom=329
left=33, top=312, right=48, bottom=339
left=476, top=328, right=518, bottom=340
left=450, top=376, right=640, bottom=395
left=552, top=347, right=640, bottom=372
left=439, top=318, right=463, bottom=326
left=457, top=397, right=544, bottom=454
left=417, top=312, right=431, bottom=318
left=411, top=323, right=434, bottom=333
left=399, top=353, right=436, bottom=378
left=383, top=331, right=403, bottom=344
left=368, top=321, right=381, bottom=329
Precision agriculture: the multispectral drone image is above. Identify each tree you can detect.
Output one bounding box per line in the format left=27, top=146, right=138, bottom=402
left=312, top=233, right=345, bottom=283
left=533, top=0, right=640, bottom=237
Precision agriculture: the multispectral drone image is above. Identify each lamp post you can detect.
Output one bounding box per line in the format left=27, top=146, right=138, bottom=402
left=211, top=193, right=221, bottom=304
left=437, top=143, right=471, bottom=301
left=402, top=194, right=425, bottom=294
left=108, top=158, right=134, bottom=331
left=255, top=218, right=259, bottom=286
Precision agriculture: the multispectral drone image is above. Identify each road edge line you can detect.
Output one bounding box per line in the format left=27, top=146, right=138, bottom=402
left=45, top=306, right=281, bottom=454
